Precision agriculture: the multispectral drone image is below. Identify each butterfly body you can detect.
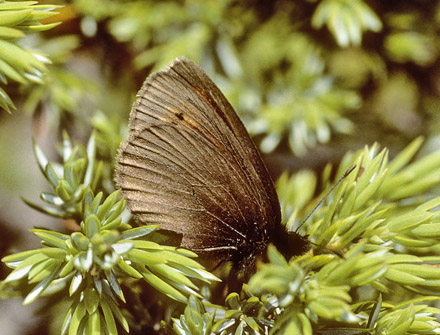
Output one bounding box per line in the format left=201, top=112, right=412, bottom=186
left=116, top=58, right=307, bottom=275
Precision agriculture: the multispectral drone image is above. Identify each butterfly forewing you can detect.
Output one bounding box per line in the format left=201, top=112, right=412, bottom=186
left=116, top=58, right=281, bottom=264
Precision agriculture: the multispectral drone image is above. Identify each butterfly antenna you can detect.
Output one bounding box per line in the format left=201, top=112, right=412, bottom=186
left=294, top=164, right=357, bottom=233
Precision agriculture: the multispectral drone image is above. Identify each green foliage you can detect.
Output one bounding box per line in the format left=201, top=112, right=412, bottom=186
left=240, top=26, right=361, bottom=155
left=384, top=11, right=438, bottom=66
left=21, top=34, right=98, bottom=128
left=2, top=186, right=218, bottom=335
left=312, top=0, right=382, bottom=47
left=22, top=131, right=102, bottom=220
left=168, top=139, right=440, bottom=335
left=166, top=138, right=440, bottom=335
left=277, top=169, right=317, bottom=221
left=243, top=138, right=440, bottom=334
left=67, top=0, right=363, bottom=156
left=0, top=0, right=60, bottom=113
left=2, top=0, right=439, bottom=155
left=174, top=291, right=277, bottom=335
left=2, top=131, right=218, bottom=334
left=384, top=32, right=436, bottom=66
left=173, top=295, right=214, bottom=335
left=211, top=291, right=272, bottom=335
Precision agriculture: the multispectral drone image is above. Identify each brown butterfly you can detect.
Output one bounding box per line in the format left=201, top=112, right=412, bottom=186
left=115, top=58, right=308, bottom=277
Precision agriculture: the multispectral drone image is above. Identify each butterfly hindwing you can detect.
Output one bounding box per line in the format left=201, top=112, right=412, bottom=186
left=116, top=58, right=281, bottom=262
